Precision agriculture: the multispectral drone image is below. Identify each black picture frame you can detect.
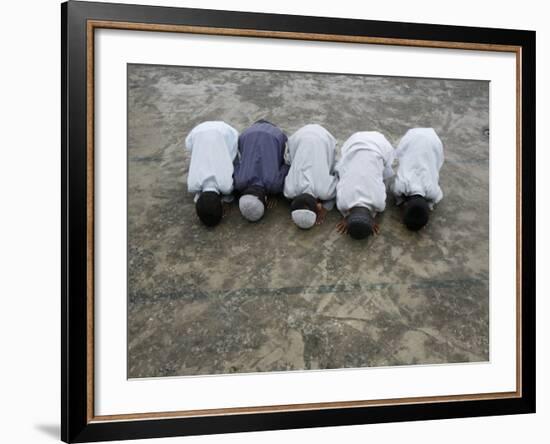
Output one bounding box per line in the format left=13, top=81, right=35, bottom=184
left=61, top=1, right=536, bottom=442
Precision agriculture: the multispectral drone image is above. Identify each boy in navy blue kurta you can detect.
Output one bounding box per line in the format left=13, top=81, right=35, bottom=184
left=234, top=120, right=289, bottom=221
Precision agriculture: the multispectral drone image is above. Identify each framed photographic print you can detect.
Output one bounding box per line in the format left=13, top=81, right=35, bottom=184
left=61, top=1, right=536, bottom=442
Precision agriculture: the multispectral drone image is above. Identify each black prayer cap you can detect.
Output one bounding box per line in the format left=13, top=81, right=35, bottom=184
left=347, top=207, right=374, bottom=240
left=290, top=193, right=317, bottom=213
left=403, top=195, right=430, bottom=231
left=196, top=191, right=223, bottom=227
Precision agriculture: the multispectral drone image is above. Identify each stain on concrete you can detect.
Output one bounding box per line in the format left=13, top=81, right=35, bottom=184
left=127, top=64, right=489, bottom=378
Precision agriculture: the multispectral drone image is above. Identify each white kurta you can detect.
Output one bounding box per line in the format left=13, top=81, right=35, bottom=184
left=335, top=131, right=395, bottom=216
left=392, top=128, right=444, bottom=208
left=185, top=121, right=238, bottom=200
left=283, top=124, right=338, bottom=205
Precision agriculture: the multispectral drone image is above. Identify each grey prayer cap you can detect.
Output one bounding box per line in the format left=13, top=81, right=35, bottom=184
left=239, top=194, right=265, bottom=222
left=291, top=209, right=316, bottom=229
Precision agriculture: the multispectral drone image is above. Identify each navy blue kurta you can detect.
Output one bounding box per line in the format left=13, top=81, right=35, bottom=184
left=234, top=120, right=289, bottom=194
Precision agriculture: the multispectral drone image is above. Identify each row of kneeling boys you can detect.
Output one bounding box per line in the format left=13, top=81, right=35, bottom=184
left=185, top=119, right=444, bottom=239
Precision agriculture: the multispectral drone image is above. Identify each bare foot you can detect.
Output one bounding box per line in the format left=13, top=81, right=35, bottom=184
left=373, top=223, right=380, bottom=235
left=266, top=197, right=277, bottom=209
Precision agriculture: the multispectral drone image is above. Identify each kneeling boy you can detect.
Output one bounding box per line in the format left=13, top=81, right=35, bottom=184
left=185, top=121, right=239, bottom=227
left=392, top=128, right=444, bottom=231
left=283, top=124, right=338, bottom=229
left=335, top=131, right=394, bottom=240
left=234, top=119, right=289, bottom=222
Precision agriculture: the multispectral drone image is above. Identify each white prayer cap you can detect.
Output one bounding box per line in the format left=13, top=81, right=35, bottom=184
left=291, top=209, right=316, bottom=229
left=239, top=194, right=265, bottom=222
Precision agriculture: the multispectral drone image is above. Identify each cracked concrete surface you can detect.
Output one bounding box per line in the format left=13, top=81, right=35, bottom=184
left=127, top=64, right=489, bottom=378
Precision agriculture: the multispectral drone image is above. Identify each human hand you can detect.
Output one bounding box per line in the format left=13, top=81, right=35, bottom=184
left=315, top=204, right=327, bottom=225
left=336, top=218, right=348, bottom=234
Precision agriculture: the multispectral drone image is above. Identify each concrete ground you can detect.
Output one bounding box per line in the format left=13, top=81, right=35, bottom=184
left=127, top=64, right=489, bottom=378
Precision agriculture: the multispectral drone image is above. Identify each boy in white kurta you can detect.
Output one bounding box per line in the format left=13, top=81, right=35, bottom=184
left=335, top=131, right=395, bottom=239
left=185, top=121, right=239, bottom=227
left=283, top=124, right=338, bottom=229
left=392, top=128, right=444, bottom=231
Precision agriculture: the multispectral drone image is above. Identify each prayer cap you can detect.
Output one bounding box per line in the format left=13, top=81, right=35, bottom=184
left=239, top=194, right=265, bottom=222
left=291, top=209, right=317, bottom=229
left=290, top=193, right=318, bottom=229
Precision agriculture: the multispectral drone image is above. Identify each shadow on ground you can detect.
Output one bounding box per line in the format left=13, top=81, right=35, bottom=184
left=34, top=424, right=59, bottom=440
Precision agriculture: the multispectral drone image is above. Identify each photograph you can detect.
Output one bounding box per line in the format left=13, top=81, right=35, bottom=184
left=127, top=63, right=490, bottom=378
left=59, top=1, right=536, bottom=441
left=0, top=0, right=543, bottom=442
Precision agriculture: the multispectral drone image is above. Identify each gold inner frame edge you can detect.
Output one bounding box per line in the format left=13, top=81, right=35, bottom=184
left=85, top=19, right=523, bottom=423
